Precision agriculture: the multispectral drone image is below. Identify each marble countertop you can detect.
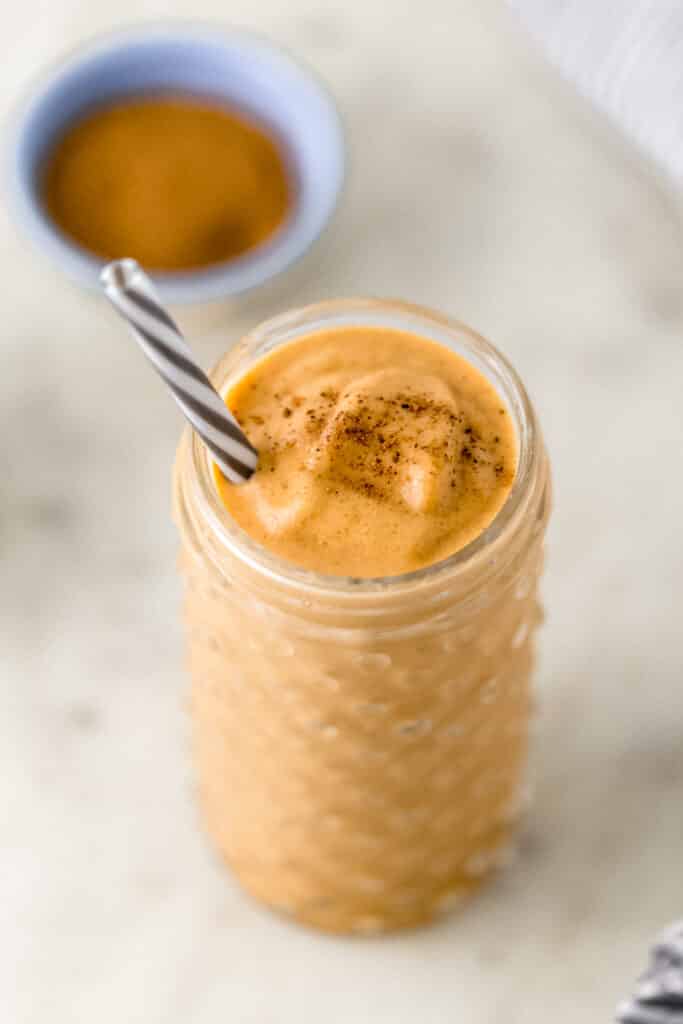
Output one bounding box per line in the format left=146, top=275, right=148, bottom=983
left=3, top=1, right=683, bottom=1021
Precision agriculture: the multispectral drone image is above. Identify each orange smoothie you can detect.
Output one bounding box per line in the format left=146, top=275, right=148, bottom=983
left=215, top=326, right=516, bottom=577
left=174, top=301, right=550, bottom=933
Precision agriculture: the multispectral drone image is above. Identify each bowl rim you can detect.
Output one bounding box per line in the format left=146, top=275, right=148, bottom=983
left=6, top=20, right=346, bottom=304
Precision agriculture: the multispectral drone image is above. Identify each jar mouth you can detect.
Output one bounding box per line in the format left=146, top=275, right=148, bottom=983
left=187, top=297, right=541, bottom=596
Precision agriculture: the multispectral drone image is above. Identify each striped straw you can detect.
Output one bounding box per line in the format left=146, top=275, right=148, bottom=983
left=100, top=259, right=258, bottom=485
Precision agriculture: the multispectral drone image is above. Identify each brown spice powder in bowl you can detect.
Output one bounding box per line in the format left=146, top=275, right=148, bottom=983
left=41, top=95, right=293, bottom=272
left=8, top=25, right=345, bottom=303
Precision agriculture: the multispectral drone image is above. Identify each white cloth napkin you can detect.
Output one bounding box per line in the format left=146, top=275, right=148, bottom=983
left=616, top=921, right=683, bottom=1023
left=509, top=0, right=683, bottom=184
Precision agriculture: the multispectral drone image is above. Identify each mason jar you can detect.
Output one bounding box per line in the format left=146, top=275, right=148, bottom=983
left=173, top=298, right=550, bottom=934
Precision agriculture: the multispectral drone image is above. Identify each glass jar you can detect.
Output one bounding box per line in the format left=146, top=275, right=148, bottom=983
left=173, top=299, right=550, bottom=934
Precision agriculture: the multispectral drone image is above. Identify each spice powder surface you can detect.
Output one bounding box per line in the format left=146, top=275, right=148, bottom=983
left=41, top=95, right=292, bottom=270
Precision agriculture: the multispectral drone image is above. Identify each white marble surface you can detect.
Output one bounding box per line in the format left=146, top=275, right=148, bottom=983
left=3, top=2, right=683, bottom=1021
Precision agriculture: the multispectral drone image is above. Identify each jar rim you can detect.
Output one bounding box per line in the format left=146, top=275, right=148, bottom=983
left=185, top=297, right=542, bottom=597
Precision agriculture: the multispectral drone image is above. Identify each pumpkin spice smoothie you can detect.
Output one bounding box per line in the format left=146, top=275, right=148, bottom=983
left=215, top=326, right=517, bottom=577
left=174, top=300, right=550, bottom=933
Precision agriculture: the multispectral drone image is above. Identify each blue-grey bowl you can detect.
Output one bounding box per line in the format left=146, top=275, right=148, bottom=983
left=8, top=24, right=345, bottom=304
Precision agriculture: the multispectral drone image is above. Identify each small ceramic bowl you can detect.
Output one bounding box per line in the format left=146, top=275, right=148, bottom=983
left=8, top=24, right=345, bottom=304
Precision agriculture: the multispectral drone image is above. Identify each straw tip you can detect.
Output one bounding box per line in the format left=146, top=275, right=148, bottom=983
left=100, top=258, right=141, bottom=292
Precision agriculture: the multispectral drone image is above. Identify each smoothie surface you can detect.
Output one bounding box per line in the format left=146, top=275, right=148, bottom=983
left=215, top=326, right=517, bottom=577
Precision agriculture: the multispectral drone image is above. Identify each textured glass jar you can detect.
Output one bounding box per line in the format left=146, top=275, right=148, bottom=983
left=173, top=299, right=550, bottom=934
